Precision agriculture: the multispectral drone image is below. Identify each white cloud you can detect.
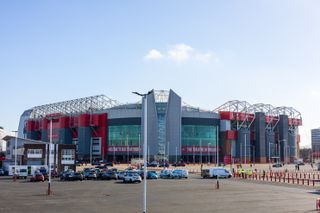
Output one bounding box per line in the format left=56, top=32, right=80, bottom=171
left=144, top=49, right=163, bottom=60
left=144, top=43, right=217, bottom=63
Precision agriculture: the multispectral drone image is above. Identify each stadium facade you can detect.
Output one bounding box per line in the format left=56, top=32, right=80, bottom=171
left=18, top=89, right=302, bottom=164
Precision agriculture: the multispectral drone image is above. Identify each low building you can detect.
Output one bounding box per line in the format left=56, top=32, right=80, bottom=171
left=3, top=136, right=76, bottom=173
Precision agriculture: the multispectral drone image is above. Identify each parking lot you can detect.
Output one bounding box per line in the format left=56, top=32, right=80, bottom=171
left=0, top=173, right=319, bottom=213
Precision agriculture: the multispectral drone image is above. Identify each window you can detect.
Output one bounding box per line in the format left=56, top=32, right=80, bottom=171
left=27, top=149, right=43, bottom=155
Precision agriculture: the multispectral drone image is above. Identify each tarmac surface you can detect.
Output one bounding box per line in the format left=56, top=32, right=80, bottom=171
left=0, top=174, right=319, bottom=213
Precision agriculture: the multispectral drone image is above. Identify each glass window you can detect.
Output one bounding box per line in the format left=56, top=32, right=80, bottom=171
left=108, top=125, right=141, bottom=146
left=181, top=125, right=217, bottom=147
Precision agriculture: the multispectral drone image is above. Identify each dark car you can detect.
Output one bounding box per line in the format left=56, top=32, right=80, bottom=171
left=91, top=161, right=101, bottom=166
left=272, top=163, right=283, bottom=168
left=60, top=171, right=72, bottom=181
left=67, top=172, right=84, bottom=181
left=148, top=161, right=159, bottom=167
left=159, top=162, right=169, bottom=168
left=51, top=170, right=59, bottom=178
left=172, top=162, right=186, bottom=167
left=160, top=170, right=173, bottom=179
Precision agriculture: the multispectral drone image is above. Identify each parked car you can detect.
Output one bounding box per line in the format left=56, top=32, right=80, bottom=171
left=172, top=169, right=188, bottom=179
left=0, top=168, right=5, bottom=176
left=66, top=172, right=84, bottom=181
left=51, top=170, right=59, bottom=178
left=148, top=161, right=159, bottom=167
left=101, top=171, right=118, bottom=180
left=147, top=171, right=158, bottom=179
left=272, top=163, right=283, bottom=168
left=201, top=168, right=232, bottom=179
left=117, top=171, right=126, bottom=180
left=159, top=162, right=170, bottom=168
left=160, top=170, right=173, bottom=179
left=172, top=162, right=186, bottom=167
left=17, top=168, right=28, bottom=179
left=123, top=173, right=142, bottom=183
left=85, top=171, right=97, bottom=180
left=30, top=173, right=45, bottom=182
left=60, top=171, right=73, bottom=181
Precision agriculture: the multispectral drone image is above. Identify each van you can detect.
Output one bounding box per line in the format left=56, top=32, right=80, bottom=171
left=201, top=167, right=232, bottom=179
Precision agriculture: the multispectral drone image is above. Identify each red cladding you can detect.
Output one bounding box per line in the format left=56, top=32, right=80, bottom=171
left=41, top=119, right=48, bottom=130
left=219, top=111, right=234, bottom=120
left=59, top=117, right=69, bottom=128
left=226, top=130, right=238, bottom=140
left=91, top=115, right=100, bottom=126
left=79, top=114, right=90, bottom=127
left=26, top=120, right=35, bottom=132
left=99, top=113, right=108, bottom=127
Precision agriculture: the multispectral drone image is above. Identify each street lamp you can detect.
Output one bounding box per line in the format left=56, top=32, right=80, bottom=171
left=208, top=143, right=211, bottom=164
left=12, top=130, right=18, bottom=182
left=200, top=139, right=202, bottom=164
left=132, top=90, right=152, bottom=213
left=126, top=133, right=129, bottom=165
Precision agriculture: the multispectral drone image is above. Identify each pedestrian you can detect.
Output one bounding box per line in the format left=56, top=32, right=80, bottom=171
left=200, top=163, right=203, bottom=171
left=298, top=164, right=300, bottom=171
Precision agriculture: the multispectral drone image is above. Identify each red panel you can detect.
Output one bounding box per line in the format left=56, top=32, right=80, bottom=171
left=248, top=114, right=255, bottom=122
left=108, top=146, right=140, bottom=153
left=298, top=119, right=303, bottom=126
left=181, top=146, right=218, bottom=154
left=219, top=111, right=234, bottom=120
left=79, top=114, right=90, bottom=127
left=99, top=113, right=108, bottom=158
left=99, top=113, right=108, bottom=127
left=236, top=112, right=246, bottom=121
left=26, top=120, right=35, bottom=132
left=40, top=119, right=48, bottom=130
left=226, top=130, right=238, bottom=140
left=265, top=116, right=270, bottom=123
left=90, top=114, right=100, bottom=126
left=34, top=121, right=40, bottom=131
left=71, top=130, right=78, bottom=139
left=69, top=116, right=79, bottom=127
left=59, top=117, right=69, bottom=128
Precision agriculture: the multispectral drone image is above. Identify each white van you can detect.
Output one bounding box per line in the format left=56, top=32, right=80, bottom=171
left=201, top=167, right=232, bottom=179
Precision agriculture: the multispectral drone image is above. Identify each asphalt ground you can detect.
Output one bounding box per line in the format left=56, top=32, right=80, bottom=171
left=0, top=174, right=319, bottom=213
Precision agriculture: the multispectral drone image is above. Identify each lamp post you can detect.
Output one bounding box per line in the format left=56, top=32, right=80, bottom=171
left=200, top=139, right=202, bottom=164
left=208, top=143, right=211, bottom=164
left=13, top=130, right=18, bottom=182
left=132, top=90, right=152, bottom=213
left=139, top=134, right=141, bottom=159
left=48, top=118, right=53, bottom=195
left=175, top=146, right=178, bottom=163
left=126, top=134, right=129, bottom=165
left=244, top=132, right=247, bottom=165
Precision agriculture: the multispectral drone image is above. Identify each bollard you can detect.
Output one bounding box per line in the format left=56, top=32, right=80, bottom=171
left=302, top=179, right=305, bottom=185
left=308, top=179, right=310, bottom=186
left=293, top=178, right=295, bottom=184
left=316, top=198, right=320, bottom=210
left=266, top=175, right=268, bottom=181
left=313, top=180, right=315, bottom=187
left=216, top=180, right=220, bottom=189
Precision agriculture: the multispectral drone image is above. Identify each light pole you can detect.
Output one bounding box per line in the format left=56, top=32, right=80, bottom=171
left=216, top=126, right=219, bottom=167
left=175, top=146, right=178, bottom=163
left=200, top=139, right=202, bottom=164
left=139, top=134, right=141, bottom=159
left=244, top=132, right=247, bottom=165
left=132, top=90, right=152, bottom=213
left=113, top=145, right=115, bottom=163
left=126, top=134, right=129, bottom=165
left=13, top=130, right=18, bottom=182
left=48, top=118, right=52, bottom=195
left=208, top=143, right=211, bottom=164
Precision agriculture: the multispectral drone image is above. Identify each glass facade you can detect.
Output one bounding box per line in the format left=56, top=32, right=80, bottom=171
left=156, top=103, right=167, bottom=155
left=182, top=125, right=217, bottom=146
left=108, top=125, right=141, bottom=146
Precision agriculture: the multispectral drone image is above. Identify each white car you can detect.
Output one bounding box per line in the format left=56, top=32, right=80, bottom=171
left=123, top=173, right=142, bottom=183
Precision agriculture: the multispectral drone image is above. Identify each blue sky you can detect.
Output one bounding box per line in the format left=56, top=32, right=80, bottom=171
left=1, top=1, right=320, bottom=147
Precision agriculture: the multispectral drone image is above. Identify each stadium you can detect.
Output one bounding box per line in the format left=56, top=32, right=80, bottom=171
left=18, top=89, right=302, bottom=164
